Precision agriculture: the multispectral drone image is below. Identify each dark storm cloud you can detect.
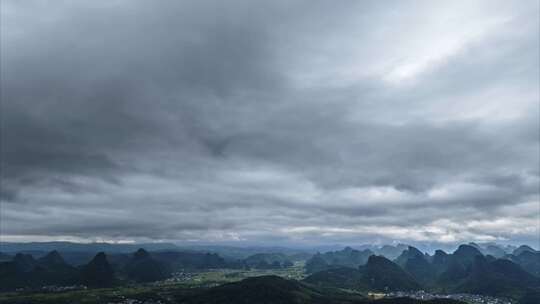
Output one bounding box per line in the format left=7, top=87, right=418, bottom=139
left=1, top=0, right=538, bottom=246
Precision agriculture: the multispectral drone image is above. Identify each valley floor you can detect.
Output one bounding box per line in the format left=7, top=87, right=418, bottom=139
left=0, top=266, right=306, bottom=304
left=0, top=267, right=515, bottom=304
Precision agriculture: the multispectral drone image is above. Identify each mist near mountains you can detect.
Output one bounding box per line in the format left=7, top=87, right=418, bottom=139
left=1, top=0, right=539, bottom=247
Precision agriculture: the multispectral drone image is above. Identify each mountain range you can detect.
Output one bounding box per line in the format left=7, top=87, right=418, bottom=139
left=0, top=242, right=538, bottom=303
left=305, top=255, right=420, bottom=292
left=305, top=247, right=373, bottom=273
left=0, top=249, right=229, bottom=291
left=304, top=244, right=540, bottom=301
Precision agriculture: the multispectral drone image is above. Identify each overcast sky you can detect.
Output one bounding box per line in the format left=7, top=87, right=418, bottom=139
left=1, top=0, right=538, bottom=248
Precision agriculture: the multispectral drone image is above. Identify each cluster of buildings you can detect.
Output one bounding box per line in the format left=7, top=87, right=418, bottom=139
left=15, top=285, right=88, bottom=293
left=106, top=298, right=166, bottom=304
left=385, top=290, right=515, bottom=304
left=160, top=271, right=195, bottom=283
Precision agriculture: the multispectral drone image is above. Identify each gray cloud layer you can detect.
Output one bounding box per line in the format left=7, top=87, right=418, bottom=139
left=1, top=0, right=538, bottom=247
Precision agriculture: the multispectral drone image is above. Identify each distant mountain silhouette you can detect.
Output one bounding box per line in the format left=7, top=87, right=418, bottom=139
left=468, top=243, right=507, bottom=258
left=436, top=244, right=484, bottom=285
left=0, top=252, right=12, bottom=262
left=304, top=266, right=367, bottom=290
left=0, top=248, right=240, bottom=291
left=0, top=254, right=36, bottom=291
left=37, top=250, right=73, bottom=271
left=363, top=255, right=421, bottom=292
left=0, top=251, right=79, bottom=291
left=451, top=255, right=540, bottom=298
left=508, top=251, right=540, bottom=277
left=304, top=252, right=329, bottom=274
left=34, top=251, right=80, bottom=286
left=305, top=247, right=373, bottom=273
left=123, top=248, right=170, bottom=282
left=419, top=244, right=540, bottom=299
left=151, top=251, right=228, bottom=271
left=81, top=252, right=115, bottom=288
left=395, top=246, right=436, bottom=285
left=395, top=246, right=424, bottom=266
left=376, top=244, right=410, bottom=260
left=513, top=245, right=537, bottom=256
left=453, top=245, right=484, bottom=264
left=12, top=253, right=37, bottom=272
left=243, top=252, right=294, bottom=269
left=482, top=245, right=506, bottom=258
left=431, top=250, right=450, bottom=275
left=305, top=255, right=420, bottom=292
